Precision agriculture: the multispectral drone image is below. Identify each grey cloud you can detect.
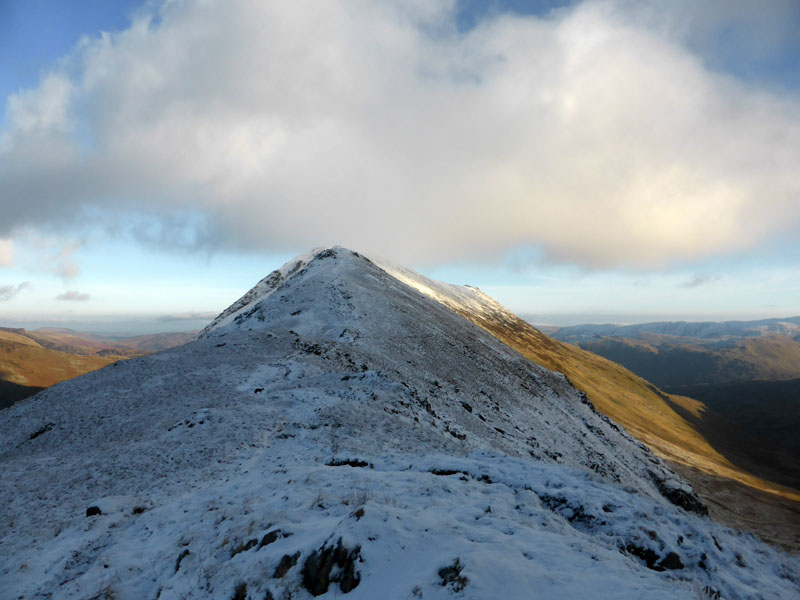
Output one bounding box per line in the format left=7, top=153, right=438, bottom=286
left=55, top=290, right=91, bottom=301
left=157, top=311, right=218, bottom=322
left=0, top=282, right=31, bottom=302
left=679, top=274, right=720, bottom=289
left=1, top=0, right=799, bottom=269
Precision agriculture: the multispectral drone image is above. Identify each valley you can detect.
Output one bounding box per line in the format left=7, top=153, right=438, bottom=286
left=549, top=325, right=800, bottom=462
left=0, top=327, right=197, bottom=409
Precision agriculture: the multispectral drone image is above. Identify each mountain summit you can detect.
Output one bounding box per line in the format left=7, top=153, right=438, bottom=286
left=2, top=247, right=798, bottom=599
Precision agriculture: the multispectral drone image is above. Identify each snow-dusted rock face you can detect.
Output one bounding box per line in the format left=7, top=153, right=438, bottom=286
left=2, top=247, right=798, bottom=599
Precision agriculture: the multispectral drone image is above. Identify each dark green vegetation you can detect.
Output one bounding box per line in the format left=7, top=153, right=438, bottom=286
left=300, top=539, right=361, bottom=596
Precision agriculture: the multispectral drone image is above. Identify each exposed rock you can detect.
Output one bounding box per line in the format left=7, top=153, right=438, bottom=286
left=301, top=539, right=361, bottom=596
left=273, top=552, right=300, bottom=578
left=438, top=558, right=468, bottom=592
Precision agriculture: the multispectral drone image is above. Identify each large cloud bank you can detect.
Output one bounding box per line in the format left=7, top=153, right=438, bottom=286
left=1, top=0, right=799, bottom=267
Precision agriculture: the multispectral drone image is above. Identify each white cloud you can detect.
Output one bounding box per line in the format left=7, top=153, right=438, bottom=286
left=52, top=240, right=83, bottom=280
left=23, top=237, right=85, bottom=280
left=0, top=239, right=12, bottom=266
left=55, top=290, right=91, bottom=302
left=5, top=73, right=74, bottom=135
left=1, top=0, right=799, bottom=268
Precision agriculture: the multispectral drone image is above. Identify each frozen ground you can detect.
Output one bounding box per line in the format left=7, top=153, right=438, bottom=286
left=1, top=247, right=798, bottom=599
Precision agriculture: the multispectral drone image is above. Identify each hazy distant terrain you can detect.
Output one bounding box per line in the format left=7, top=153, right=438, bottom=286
left=555, top=335, right=800, bottom=388
left=550, top=320, right=800, bottom=461
left=553, top=317, right=800, bottom=343
left=0, top=327, right=198, bottom=409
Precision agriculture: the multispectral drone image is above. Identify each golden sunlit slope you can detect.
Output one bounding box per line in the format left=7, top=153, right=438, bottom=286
left=462, top=307, right=800, bottom=501
left=0, top=337, right=121, bottom=390
left=28, top=328, right=197, bottom=354
left=0, top=329, right=43, bottom=348
left=0, top=328, right=197, bottom=410
left=22, top=328, right=127, bottom=355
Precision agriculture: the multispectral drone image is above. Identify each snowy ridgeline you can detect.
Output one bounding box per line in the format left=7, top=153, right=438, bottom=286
left=1, top=247, right=798, bottom=599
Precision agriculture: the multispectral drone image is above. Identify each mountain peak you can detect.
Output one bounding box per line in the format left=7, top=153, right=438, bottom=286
left=200, top=245, right=362, bottom=336
left=3, top=247, right=799, bottom=599
left=201, top=245, right=508, bottom=340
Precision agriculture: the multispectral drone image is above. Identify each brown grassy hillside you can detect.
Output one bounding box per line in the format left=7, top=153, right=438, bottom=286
left=20, top=328, right=197, bottom=356
left=0, top=328, right=197, bottom=410
left=575, top=335, right=800, bottom=388
left=0, top=336, right=122, bottom=409
left=461, top=308, right=800, bottom=498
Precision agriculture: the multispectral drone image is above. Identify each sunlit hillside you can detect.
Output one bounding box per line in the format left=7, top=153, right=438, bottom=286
left=0, top=328, right=197, bottom=409
left=383, top=270, right=800, bottom=552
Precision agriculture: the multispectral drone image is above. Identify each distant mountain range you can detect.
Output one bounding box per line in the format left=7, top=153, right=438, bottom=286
left=552, top=334, right=800, bottom=388
left=553, top=317, right=800, bottom=343
left=550, top=319, right=800, bottom=461
left=0, top=327, right=197, bottom=409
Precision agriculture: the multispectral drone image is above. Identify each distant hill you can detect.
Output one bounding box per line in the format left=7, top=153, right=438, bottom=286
left=18, top=327, right=198, bottom=355
left=553, top=316, right=800, bottom=343
left=0, top=328, right=197, bottom=409
left=548, top=321, right=800, bottom=466
left=560, top=335, right=800, bottom=388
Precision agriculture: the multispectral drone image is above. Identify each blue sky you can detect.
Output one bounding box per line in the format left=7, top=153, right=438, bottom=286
left=0, top=1, right=142, bottom=120
left=1, top=0, right=799, bottom=334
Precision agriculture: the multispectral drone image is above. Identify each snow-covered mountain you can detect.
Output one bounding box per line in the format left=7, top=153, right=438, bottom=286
left=2, top=247, right=798, bottom=599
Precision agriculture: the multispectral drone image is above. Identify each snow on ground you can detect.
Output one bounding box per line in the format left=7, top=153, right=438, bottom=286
left=1, top=247, right=798, bottom=599
left=377, top=259, right=511, bottom=324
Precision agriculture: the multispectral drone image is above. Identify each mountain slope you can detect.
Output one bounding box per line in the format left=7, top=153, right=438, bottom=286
left=669, top=378, right=800, bottom=457
left=7, top=327, right=199, bottom=356
left=0, top=334, right=121, bottom=409
left=1, top=248, right=798, bottom=599
left=546, top=327, right=800, bottom=478
left=0, top=328, right=198, bottom=408
left=380, top=263, right=800, bottom=499
left=563, top=335, right=800, bottom=388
